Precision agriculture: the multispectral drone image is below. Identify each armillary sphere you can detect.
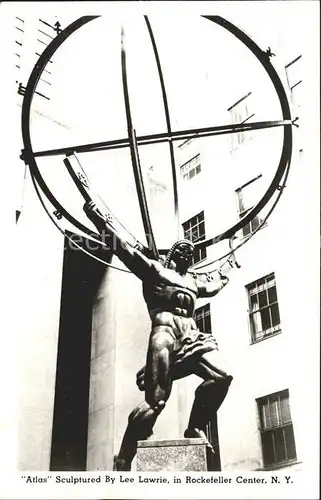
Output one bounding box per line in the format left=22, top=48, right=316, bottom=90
left=20, top=15, right=295, bottom=275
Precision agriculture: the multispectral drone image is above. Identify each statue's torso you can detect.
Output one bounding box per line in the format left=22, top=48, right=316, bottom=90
left=142, top=263, right=199, bottom=335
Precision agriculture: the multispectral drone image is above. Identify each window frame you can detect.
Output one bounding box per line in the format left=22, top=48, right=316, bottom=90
left=180, top=153, right=201, bottom=182
left=195, top=303, right=212, bottom=334
left=236, top=174, right=267, bottom=239
left=246, top=272, right=282, bottom=344
left=285, top=55, right=302, bottom=107
left=257, top=389, right=297, bottom=469
left=227, top=91, right=254, bottom=151
left=182, top=211, right=207, bottom=265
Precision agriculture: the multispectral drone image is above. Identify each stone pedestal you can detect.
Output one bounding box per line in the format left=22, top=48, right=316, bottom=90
left=136, top=438, right=208, bottom=471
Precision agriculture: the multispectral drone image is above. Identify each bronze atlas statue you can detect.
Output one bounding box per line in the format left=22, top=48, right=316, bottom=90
left=20, top=15, right=294, bottom=473
left=84, top=201, right=233, bottom=471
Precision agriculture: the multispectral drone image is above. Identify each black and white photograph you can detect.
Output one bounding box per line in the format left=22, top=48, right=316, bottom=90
left=0, top=1, right=319, bottom=499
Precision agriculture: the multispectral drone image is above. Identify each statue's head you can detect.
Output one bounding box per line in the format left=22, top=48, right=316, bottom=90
left=164, top=239, right=195, bottom=273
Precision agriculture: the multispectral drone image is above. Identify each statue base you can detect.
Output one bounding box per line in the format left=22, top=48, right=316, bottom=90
left=136, top=438, right=208, bottom=471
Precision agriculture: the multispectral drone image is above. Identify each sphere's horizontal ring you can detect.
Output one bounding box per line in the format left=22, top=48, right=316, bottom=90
left=31, top=119, right=292, bottom=159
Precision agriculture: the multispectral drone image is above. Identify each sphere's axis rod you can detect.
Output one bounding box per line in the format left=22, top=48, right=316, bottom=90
left=121, top=26, right=159, bottom=260
left=31, top=119, right=292, bottom=159
left=144, top=15, right=179, bottom=236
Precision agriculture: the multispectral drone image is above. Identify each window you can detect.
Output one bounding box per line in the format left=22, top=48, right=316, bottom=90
left=228, top=92, right=254, bottom=151
left=246, top=273, right=281, bottom=343
left=180, top=154, right=201, bottom=181
left=236, top=174, right=266, bottom=238
left=195, top=303, right=211, bottom=333
left=16, top=17, right=60, bottom=101
left=14, top=17, right=25, bottom=71
left=35, top=19, right=56, bottom=99
left=182, top=211, right=206, bottom=265
left=285, top=55, right=302, bottom=107
left=257, top=390, right=297, bottom=468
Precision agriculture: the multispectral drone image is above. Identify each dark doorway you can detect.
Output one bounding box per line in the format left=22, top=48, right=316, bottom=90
left=50, top=234, right=107, bottom=470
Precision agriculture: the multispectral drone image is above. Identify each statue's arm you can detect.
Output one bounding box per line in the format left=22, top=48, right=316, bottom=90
left=83, top=201, right=154, bottom=280
left=196, top=270, right=229, bottom=298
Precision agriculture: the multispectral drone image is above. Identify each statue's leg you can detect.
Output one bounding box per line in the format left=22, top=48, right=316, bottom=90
left=114, top=401, right=162, bottom=471
left=185, top=350, right=233, bottom=439
left=144, top=328, right=175, bottom=409
left=115, top=329, right=175, bottom=471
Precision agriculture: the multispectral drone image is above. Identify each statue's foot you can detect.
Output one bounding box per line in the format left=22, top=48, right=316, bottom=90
left=113, top=454, right=131, bottom=471
left=184, top=428, right=215, bottom=455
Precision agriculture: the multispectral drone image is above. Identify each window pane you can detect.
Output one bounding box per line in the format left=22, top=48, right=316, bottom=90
left=184, top=229, right=191, bottom=240
left=183, top=212, right=206, bottom=264
left=260, top=401, right=270, bottom=429
left=198, top=222, right=205, bottom=238
left=250, top=293, right=259, bottom=311
left=196, top=213, right=204, bottom=225
left=238, top=194, right=246, bottom=213
left=196, top=317, right=203, bottom=331
left=261, top=307, right=271, bottom=331
left=284, top=425, right=297, bottom=460
left=204, top=315, right=211, bottom=334
left=190, top=215, right=197, bottom=227
left=262, top=431, right=275, bottom=466
left=251, top=215, right=260, bottom=232
left=270, top=303, right=280, bottom=327
left=274, top=427, right=287, bottom=463
left=195, top=305, right=211, bottom=333
left=280, top=396, right=291, bottom=424
left=243, top=223, right=251, bottom=237
left=258, top=290, right=268, bottom=308
left=268, top=285, right=277, bottom=304
left=269, top=398, right=279, bottom=427
left=251, top=311, right=263, bottom=336
left=191, top=227, right=199, bottom=241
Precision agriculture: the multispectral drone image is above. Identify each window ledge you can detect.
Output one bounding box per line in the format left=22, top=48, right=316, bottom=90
left=250, top=329, right=282, bottom=345
left=255, top=460, right=302, bottom=471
